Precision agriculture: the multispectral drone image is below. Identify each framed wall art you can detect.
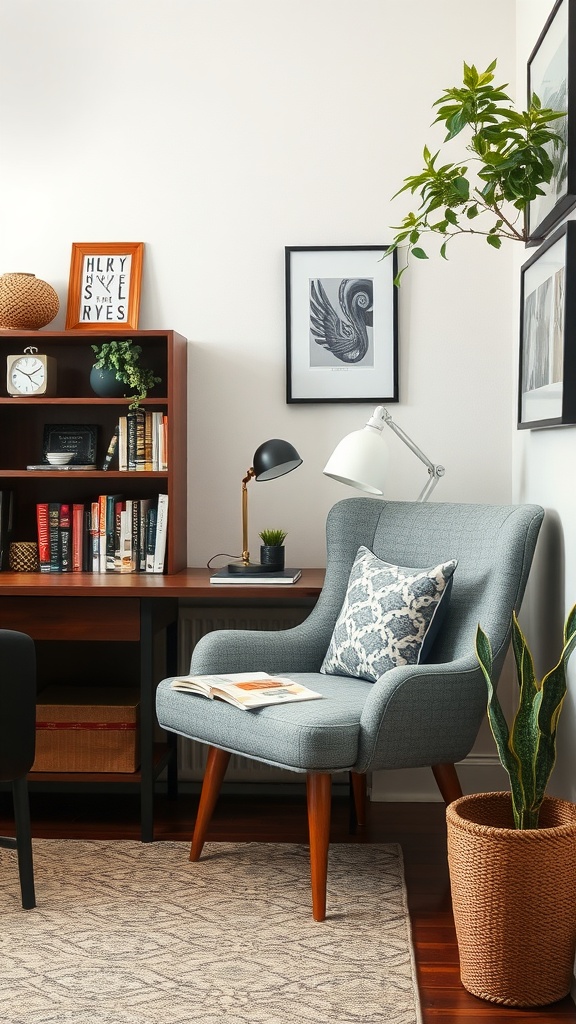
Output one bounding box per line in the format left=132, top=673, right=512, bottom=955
left=65, top=242, right=144, bottom=330
left=518, top=220, right=576, bottom=428
left=527, top=0, right=576, bottom=242
left=285, top=245, right=398, bottom=403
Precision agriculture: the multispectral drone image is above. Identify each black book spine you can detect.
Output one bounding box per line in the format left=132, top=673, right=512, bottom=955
left=48, top=502, right=61, bottom=572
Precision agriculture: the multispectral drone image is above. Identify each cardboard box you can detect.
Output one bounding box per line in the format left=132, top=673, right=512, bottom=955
left=31, top=686, right=140, bottom=773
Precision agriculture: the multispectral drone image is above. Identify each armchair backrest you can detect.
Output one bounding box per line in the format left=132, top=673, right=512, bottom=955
left=321, top=499, right=544, bottom=670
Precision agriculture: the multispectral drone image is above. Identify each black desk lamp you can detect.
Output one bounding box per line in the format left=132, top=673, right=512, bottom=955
left=228, top=438, right=303, bottom=574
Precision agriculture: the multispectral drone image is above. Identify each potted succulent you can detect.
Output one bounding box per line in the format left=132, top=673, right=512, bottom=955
left=90, top=339, right=161, bottom=409
left=259, top=528, right=287, bottom=571
left=387, top=60, right=566, bottom=282
left=446, top=605, right=576, bottom=1007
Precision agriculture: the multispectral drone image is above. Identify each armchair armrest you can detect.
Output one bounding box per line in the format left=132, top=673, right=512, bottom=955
left=190, top=601, right=335, bottom=676
left=356, top=655, right=488, bottom=773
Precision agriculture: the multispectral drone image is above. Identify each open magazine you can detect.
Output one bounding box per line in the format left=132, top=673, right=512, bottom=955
left=170, top=671, right=322, bottom=711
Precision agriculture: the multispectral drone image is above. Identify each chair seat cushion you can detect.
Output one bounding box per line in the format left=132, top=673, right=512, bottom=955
left=321, top=545, right=457, bottom=682
left=156, top=672, right=373, bottom=772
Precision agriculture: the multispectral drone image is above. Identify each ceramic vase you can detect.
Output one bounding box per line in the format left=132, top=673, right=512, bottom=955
left=260, top=545, right=285, bottom=570
left=89, top=366, right=127, bottom=398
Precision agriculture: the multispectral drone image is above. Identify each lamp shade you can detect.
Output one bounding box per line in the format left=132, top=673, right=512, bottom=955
left=323, top=424, right=387, bottom=494
left=253, top=438, right=302, bottom=481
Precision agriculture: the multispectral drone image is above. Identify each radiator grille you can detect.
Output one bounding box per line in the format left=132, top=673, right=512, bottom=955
left=176, top=604, right=310, bottom=782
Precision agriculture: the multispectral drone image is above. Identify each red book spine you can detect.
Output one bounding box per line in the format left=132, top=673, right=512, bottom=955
left=36, top=503, right=50, bottom=571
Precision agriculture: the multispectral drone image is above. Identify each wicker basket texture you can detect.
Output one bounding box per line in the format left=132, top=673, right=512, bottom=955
left=447, top=791, right=576, bottom=1007
left=8, top=541, right=39, bottom=572
left=0, top=272, right=59, bottom=330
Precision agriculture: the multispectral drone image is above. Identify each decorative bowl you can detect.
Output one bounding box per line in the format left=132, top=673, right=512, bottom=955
left=46, top=452, right=73, bottom=466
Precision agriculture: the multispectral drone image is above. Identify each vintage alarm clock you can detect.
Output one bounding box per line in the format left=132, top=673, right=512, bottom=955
left=7, top=345, right=57, bottom=396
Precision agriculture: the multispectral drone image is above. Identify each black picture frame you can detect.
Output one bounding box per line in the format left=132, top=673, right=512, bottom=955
left=518, top=221, right=576, bottom=428
left=42, top=424, right=98, bottom=465
left=527, top=0, right=576, bottom=242
left=285, top=245, right=398, bottom=403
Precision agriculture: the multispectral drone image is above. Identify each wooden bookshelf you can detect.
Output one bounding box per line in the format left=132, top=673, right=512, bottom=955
left=0, top=328, right=188, bottom=573
left=0, top=328, right=188, bottom=838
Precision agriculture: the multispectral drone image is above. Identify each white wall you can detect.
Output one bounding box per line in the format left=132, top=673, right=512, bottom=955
left=0, top=0, right=517, bottom=793
left=514, top=0, right=576, bottom=804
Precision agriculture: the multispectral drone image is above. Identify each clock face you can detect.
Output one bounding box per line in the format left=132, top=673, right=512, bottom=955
left=10, top=356, right=46, bottom=394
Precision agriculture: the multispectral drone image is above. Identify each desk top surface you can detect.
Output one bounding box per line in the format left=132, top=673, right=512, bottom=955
left=0, top=567, right=325, bottom=599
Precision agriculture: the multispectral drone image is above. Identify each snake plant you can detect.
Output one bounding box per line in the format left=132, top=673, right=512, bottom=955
left=476, top=604, right=576, bottom=829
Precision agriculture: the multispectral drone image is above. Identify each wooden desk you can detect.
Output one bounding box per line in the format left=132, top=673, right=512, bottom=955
left=0, top=568, right=324, bottom=839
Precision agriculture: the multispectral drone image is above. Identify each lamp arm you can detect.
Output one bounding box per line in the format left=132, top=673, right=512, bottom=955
left=241, top=468, right=255, bottom=564
left=369, top=406, right=445, bottom=503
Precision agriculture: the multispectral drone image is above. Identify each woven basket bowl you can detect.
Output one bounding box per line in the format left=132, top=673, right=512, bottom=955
left=447, top=791, right=576, bottom=1007
left=0, top=272, right=59, bottom=330
left=8, top=541, right=39, bottom=572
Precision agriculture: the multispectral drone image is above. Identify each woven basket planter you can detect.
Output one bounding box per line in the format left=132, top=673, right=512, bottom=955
left=447, top=791, right=576, bottom=1007
left=0, top=272, right=59, bottom=330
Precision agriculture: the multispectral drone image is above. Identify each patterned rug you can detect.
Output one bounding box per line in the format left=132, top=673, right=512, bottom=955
left=0, top=840, right=422, bottom=1024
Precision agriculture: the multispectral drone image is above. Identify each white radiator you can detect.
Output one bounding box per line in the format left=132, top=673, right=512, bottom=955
left=176, top=604, right=311, bottom=782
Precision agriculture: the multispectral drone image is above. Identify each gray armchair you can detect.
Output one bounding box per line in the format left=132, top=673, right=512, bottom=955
left=156, top=499, right=544, bottom=920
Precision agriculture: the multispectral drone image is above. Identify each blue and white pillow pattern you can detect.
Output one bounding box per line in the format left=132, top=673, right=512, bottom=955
left=321, top=545, right=457, bottom=683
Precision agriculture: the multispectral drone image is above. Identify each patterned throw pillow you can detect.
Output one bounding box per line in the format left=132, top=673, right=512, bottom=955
left=320, top=545, right=457, bottom=683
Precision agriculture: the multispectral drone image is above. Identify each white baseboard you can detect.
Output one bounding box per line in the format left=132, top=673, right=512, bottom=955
left=370, top=756, right=509, bottom=801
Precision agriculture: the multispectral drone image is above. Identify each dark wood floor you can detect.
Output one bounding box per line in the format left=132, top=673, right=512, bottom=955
left=2, top=785, right=575, bottom=1024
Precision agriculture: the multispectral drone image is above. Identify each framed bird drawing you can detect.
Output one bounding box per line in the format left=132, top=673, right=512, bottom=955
left=285, top=246, right=398, bottom=403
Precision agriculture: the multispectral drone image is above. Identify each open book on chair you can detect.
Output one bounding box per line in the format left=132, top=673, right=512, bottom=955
left=170, top=671, right=322, bottom=710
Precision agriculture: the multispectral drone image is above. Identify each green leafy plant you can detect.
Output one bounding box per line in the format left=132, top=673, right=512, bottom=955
left=91, top=339, right=161, bottom=409
left=388, top=59, right=566, bottom=284
left=476, top=604, right=576, bottom=829
left=259, top=528, right=287, bottom=546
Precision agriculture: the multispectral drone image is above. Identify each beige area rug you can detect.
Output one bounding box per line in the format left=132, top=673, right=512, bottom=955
left=0, top=840, right=422, bottom=1024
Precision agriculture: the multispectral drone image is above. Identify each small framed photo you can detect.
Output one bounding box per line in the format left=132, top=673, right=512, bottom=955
left=285, top=245, right=398, bottom=403
left=65, top=242, right=144, bottom=330
left=518, top=221, right=576, bottom=428
left=527, top=0, right=576, bottom=242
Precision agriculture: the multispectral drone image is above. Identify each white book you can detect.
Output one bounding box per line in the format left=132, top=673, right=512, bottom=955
left=153, top=493, right=169, bottom=573
left=118, top=415, right=128, bottom=472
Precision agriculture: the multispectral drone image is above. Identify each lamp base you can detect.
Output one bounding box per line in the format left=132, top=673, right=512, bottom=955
left=227, top=560, right=278, bottom=574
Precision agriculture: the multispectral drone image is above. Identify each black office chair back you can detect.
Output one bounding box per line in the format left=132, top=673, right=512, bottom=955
left=0, top=629, right=37, bottom=909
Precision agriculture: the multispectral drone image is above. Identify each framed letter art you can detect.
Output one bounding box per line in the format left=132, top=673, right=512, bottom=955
left=527, top=0, right=576, bottom=242
left=65, top=242, right=144, bottom=330
left=285, top=245, right=398, bottom=403
left=518, top=221, right=576, bottom=428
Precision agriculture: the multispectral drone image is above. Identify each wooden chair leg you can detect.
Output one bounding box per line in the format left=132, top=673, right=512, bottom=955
left=12, top=776, right=35, bottom=910
left=431, top=762, right=462, bottom=805
left=190, top=746, right=231, bottom=862
left=306, top=772, right=331, bottom=922
left=349, top=771, right=367, bottom=830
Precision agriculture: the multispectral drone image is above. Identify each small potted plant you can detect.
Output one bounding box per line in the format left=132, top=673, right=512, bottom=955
left=387, top=60, right=566, bottom=282
left=90, top=339, right=161, bottom=409
left=259, top=528, right=287, bottom=571
left=446, top=604, right=576, bottom=1007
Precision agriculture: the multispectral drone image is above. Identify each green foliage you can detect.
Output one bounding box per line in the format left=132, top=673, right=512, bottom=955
left=388, top=60, right=566, bottom=284
left=259, top=528, right=287, bottom=546
left=91, top=339, right=161, bottom=409
left=476, top=604, right=576, bottom=829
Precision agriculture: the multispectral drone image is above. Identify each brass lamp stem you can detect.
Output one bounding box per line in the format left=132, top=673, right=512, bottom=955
left=241, top=468, right=255, bottom=564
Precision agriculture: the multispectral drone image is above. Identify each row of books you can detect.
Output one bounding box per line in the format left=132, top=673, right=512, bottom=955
left=36, top=494, right=169, bottom=573
left=103, top=411, right=168, bottom=472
